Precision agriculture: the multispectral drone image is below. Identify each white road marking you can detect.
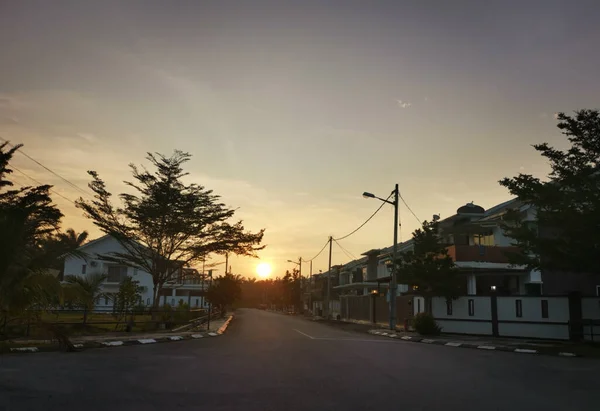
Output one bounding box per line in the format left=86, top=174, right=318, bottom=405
left=293, top=329, right=315, bottom=339
left=208, top=332, right=218, bottom=337
left=559, top=352, right=576, bottom=357
left=401, top=336, right=412, bottom=340
left=311, top=337, right=397, bottom=343
left=477, top=345, right=496, bottom=350
left=103, top=341, right=124, bottom=346
left=514, top=348, right=537, bottom=354
left=138, top=339, right=157, bottom=344
left=422, top=339, right=435, bottom=344
left=191, top=334, right=203, bottom=339
left=445, top=342, right=462, bottom=347
left=169, top=336, right=183, bottom=341
left=10, top=347, right=38, bottom=352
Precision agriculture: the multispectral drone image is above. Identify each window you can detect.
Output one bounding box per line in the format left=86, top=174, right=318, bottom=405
left=596, top=285, right=600, bottom=297
left=146, top=298, right=151, bottom=306
left=104, top=296, right=109, bottom=305
left=81, top=264, right=87, bottom=274
left=515, top=299, right=523, bottom=318
left=107, top=265, right=128, bottom=283
left=541, top=300, right=549, bottom=319
left=468, top=299, right=475, bottom=316
left=195, top=299, right=199, bottom=307
left=446, top=300, right=453, bottom=315
left=171, top=298, right=175, bottom=306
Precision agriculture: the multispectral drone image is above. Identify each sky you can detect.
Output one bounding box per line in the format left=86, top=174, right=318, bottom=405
left=1, top=0, right=599, bottom=278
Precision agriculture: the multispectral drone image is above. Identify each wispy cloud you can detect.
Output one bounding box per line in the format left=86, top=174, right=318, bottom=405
left=396, top=99, right=412, bottom=108
left=77, top=132, right=96, bottom=142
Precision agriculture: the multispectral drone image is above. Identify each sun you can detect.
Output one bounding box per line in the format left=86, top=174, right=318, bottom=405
left=256, top=262, right=272, bottom=278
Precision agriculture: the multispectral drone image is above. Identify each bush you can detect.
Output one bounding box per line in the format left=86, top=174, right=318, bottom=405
left=413, top=312, right=441, bottom=336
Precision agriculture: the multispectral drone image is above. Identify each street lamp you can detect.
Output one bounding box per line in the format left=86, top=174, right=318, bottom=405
left=363, top=184, right=399, bottom=330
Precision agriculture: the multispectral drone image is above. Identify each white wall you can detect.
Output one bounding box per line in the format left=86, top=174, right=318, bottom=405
left=497, top=297, right=570, bottom=323
left=433, top=296, right=492, bottom=321
left=582, top=297, right=600, bottom=319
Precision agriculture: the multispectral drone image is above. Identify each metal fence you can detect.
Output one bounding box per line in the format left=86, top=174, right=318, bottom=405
left=0, top=307, right=219, bottom=339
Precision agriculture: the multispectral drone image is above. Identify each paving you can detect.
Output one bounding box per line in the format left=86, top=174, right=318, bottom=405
left=1, top=309, right=599, bottom=411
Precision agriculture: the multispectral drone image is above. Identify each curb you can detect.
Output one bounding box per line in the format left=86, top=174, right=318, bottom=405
left=5, top=315, right=234, bottom=356
left=368, top=330, right=581, bottom=358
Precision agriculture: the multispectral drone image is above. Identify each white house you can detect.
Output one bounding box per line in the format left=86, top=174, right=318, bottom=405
left=63, top=235, right=208, bottom=310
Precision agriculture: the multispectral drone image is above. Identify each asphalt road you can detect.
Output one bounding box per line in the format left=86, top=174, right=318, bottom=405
left=2, top=309, right=600, bottom=411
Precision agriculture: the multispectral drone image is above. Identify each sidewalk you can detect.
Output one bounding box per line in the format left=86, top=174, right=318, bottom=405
left=2, top=315, right=233, bottom=355
left=312, top=318, right=600, bottom=358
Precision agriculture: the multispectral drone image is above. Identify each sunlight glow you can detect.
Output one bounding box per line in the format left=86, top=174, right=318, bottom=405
left=256, top=262, right=272, bottom=278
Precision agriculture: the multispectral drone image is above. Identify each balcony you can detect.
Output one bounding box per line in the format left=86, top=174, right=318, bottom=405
left=446, top=245, right=520, bottom=264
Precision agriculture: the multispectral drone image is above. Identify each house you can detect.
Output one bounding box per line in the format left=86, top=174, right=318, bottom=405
left=62, top=235, right=209, bottom=310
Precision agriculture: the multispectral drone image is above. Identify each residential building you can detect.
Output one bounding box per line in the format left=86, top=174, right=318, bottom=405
left=62, top=235, right=208, bottom=309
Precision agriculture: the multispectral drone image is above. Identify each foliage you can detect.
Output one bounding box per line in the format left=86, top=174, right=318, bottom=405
left=64, top=273, right=108, bottom=324
left=39, top=228, right=89, bottom=276
left=0, top=142, right=64, bottom=334
left=412, top=312, right=441, bottom=336
left=396, top=220, right=462, bottom=312
left=206, top=273, right=242, bottom=314
left=113, top=277, right=144, bottom=321
left=76, top=150, right=265, bottom=307
left=499, top=109, right=600, bottom=273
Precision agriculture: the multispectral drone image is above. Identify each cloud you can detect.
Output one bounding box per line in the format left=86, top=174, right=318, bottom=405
left=396, top=99, right=412, bottom=108
left=77, top=132, right=96, bottom=142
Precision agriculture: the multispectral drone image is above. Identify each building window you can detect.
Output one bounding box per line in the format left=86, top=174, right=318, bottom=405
left=596, top=285, right=600, bottom=297
left=515, top=299, right=523, bottom=318
left=171, top=298, right=175, bottom=306
left=541, top=300, right=549, bottom=319
left=147, top=298, right=151, bottom=306
left=105, top=296, right=109, bottom=305
left=446, top=300, right=453, bottom=316
left=107, top=265, right=128, bottom=283
left=195, top=299, right=199, bottom=307
left=81, top=264, right=87, bottom=274
left=468, top=299, right=475, bottom=316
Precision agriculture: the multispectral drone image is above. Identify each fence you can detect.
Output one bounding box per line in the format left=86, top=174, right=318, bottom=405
left=424, top=295, right=600, bottom=341
left=339, top=294, right=413, bottom=325
left=0, top=307, right=214, bottom=339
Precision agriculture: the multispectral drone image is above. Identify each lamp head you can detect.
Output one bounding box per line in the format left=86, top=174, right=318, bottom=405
left=362, top=192, right=375, bottom=199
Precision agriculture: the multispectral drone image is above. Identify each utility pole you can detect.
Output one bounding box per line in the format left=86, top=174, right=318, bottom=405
left=325, top=236, right=332, bottom=318
left=309, top=260, right=313, bottom=314
left=225, top=253, right=229, bottom=275
left=390, top=184, right=399, bottom=330
left=298, top=257, right=302, bottom=313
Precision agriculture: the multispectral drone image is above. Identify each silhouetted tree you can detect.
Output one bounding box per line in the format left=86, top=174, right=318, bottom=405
left=76, top=150, right=265, bottom=309
left=499, top=109, right=600, bottom=273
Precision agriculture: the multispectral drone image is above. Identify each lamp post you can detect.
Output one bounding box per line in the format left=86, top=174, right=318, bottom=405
left=287, top=258, right=302, bottom=313
left=363, top=183, right=399, bottom=330
left=206, top=269, right=213, bottom=331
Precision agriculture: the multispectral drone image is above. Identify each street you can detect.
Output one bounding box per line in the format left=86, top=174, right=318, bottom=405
left=1, top=309, right=600, bottom=411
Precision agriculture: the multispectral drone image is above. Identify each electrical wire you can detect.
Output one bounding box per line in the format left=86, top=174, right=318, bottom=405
left=9, top=164, right=77, bottom=205
left=399, top=193, right=421, bottom=224
left=0, top=136, right=94, bottom=199
left=333, top=239, right=357, bottom=261
left=333, top=192, right=393, bottom=241
left=303, top=238, right=330, bottom=262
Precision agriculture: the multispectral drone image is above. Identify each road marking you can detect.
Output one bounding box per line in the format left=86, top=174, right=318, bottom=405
left=138, top=339, right=157, bottom=344
left=169, top=336, right=183, bottom=341
left=445, top=342, right=462, bottom=347
left=103, top=341, right=124, bottom=346
left=191, top=334, right=203, bottom=339
left=477, top=345, right=496, bottom=350
left=10, top=347, right=38, bottom=352
left=559, top=352, right=576, bottom=357
left=401, top=336, right=412, bottom=340
left=421, top=339, right=435, bottom=344
left=293, top=329, right=315, bottom=339
left=514, top=348, right=537, bottom=354
left=208, top=332, right=218, bottom=337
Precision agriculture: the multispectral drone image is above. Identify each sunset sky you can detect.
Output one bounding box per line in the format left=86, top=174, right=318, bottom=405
left=1, top=1, right=599, bottom=277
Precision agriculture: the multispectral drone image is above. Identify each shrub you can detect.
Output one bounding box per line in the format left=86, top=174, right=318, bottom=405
left=413, top=312, right=441, bottom=336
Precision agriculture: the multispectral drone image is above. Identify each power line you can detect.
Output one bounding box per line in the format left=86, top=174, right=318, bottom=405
left=304, top=238, right=330, bottom=262
left=399, top=193, right=421, bottom=224
left=333, top=192, right=393, bottom=241
left=0, top=136, right=94, bottom=199
left=9, top=163, right=77, bottom=205
left=333, top=239, right=357, bottom=261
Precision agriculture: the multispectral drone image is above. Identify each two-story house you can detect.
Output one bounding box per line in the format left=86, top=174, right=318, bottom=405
left=62, top=235, right=208, bottom=310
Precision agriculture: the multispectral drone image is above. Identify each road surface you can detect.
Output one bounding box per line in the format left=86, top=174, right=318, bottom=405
left=2, top=309, right=599, bottom=410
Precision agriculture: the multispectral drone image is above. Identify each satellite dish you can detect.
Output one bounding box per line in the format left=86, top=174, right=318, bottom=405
left=432, top=214, right=440, bottom=222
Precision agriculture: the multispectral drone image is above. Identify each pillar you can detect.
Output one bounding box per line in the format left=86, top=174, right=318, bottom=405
left=467, top=274, right=477, bottom=295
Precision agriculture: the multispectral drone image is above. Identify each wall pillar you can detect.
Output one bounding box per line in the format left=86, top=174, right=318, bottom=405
left=467, top=275, right=477, bottom=295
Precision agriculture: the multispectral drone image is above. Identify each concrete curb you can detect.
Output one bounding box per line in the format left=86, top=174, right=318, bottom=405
left=5, top=315, right=234, bottom=356
left=368, top=330, right=580, bottom=358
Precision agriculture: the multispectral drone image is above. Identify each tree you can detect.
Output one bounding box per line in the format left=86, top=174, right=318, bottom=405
left=396, top=220, right=461, bottom=313
left=0, top=142, right=64, bottom=334
left=64, top=273, right=108, bottom=324
left=206, top=273, right=242, bottom=315
left=76, top=150, right=265, bottom=309
left=113, top=277, right=144, bottom=329
left=40, top=228, right=89, bottom=278
left=499, top=109, right=600, bottom=273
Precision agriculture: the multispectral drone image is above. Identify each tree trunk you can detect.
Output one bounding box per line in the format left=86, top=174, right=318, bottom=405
left=83, top=307, right=88, bottom=325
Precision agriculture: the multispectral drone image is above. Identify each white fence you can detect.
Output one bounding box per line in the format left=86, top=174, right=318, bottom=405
left=422, top=295, right=600, bottom=341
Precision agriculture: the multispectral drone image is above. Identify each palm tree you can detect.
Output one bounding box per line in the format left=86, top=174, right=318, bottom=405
left=59, top=228, right=89, bottom=249
left=64, top=273, right=108, bottom=324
